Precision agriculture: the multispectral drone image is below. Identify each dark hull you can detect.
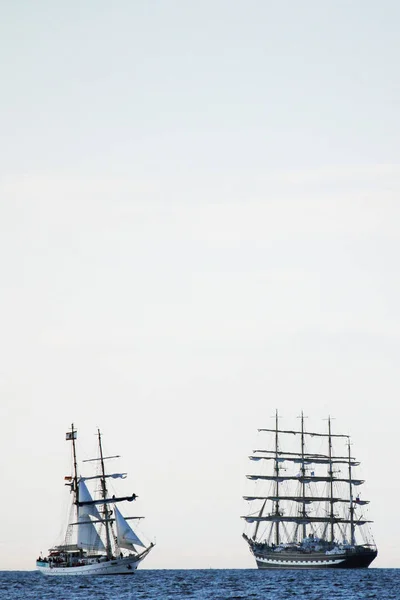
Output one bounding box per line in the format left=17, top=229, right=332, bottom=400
left=252, top=548, right=377, bottom=570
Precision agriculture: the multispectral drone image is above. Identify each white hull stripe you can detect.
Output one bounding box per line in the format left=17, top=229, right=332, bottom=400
left=256, top=556, right=346, bottom=567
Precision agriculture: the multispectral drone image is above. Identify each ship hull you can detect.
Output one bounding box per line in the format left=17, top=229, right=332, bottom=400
left=252, top=549, right=377, bottom=569
left=37, top=555, right=144, bottom=576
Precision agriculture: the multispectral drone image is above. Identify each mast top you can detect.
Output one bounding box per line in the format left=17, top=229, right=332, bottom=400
left=66, top=424, right=77, bottom=441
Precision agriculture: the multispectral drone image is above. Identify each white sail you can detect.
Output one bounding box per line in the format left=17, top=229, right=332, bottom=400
left=77, top=516, right=106, bottom=552
left=76, top=479, right=105, bottom=551
left=114, top=505, right=146, bottom=549
left=78, top=479, right=101, bottom=519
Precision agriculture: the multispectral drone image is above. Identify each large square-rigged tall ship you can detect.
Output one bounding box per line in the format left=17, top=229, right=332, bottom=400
left=242, top=412, right=377, bottom=569
left=37, top=425, right=154, bottom=576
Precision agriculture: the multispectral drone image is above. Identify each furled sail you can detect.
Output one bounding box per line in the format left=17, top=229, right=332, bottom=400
left=244, top=516, right=371, bottom=525
left=114, top=505, right=146, bottom=550
left=81, top=473, right=128, bottom=482
left=246, top=474, right=364, bottom=484
left=244, top=495, right=348, bottom=504
left=249, top=455, right=358, bottom=466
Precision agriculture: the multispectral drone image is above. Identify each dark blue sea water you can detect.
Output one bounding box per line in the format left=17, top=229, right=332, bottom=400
left=1, top=569, right=399, bottom=600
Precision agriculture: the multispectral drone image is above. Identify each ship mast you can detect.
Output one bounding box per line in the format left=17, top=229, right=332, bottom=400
left=300, top=412, right=307, bottom=540
left=69, top=423, right=79, bottom=509
left=98, top=429, right=113, bottom=558
left=274, top=410, right=280, bottom=545
left=327, top=417, right=334, bottom=543
left=348, top=438, right=355, bottom=545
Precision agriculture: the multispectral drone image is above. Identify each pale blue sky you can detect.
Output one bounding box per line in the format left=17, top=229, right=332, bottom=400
left=2, top=1, right=400, bottom=175
left=0, top=1, right=399, bottom=569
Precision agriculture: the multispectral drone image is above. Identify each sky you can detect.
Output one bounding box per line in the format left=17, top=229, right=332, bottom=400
left=0, top=0, right=399, bottom=570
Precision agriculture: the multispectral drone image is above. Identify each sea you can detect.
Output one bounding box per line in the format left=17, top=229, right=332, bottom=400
left=1, top=569, right=399, bottom=600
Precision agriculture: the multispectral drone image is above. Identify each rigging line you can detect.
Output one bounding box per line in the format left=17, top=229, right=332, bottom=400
left=281, top=521, right=290, bottom=543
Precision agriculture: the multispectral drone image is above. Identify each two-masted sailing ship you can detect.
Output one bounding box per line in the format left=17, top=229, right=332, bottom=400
left=37, top=425, right=154, bottom=576
left=242, top=412, right=377, bottom=569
